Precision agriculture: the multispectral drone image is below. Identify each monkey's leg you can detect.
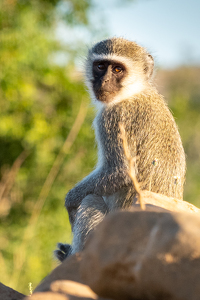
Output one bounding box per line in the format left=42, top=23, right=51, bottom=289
left=71, top=194, right=108, bottom=254
left=54, top=205, right=79, bottom=262
left=55, top=194, right=108, bottom=262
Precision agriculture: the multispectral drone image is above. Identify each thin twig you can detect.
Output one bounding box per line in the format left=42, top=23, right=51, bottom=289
left=0, top=150, right=29, bottom=216
left=10, top=101, right=88, bottom=288
left=0, top=151, right=29, bottom=202
left=32, top=100, right=88, bottom=221
left=119, top=123, right=145, bottom=210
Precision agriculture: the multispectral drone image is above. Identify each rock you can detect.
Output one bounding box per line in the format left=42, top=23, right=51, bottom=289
left=34, top=253, right=83, bottom=292
left=81, top=210, right=200, bottom=300
left=24, top=292, right=68, bottom=299
left=0, top=282, right=25, bottom=300
left=50, top=280, right=98, bottom=299
left=34, top=254, right=109, bottom=299
left=133, top=190, right=200, bottom=214
left=25, top=281, right=105, bottom=299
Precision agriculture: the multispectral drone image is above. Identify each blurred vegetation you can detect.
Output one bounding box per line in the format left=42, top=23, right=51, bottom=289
left=0, top=0, right=97, bottom=293
left=0, top=0, right=200, bottom=295
left=156, top=67, right=200, bottom=206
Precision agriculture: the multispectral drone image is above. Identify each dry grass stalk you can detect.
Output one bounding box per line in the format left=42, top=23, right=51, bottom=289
left=33, top=100, right=88, bottom=222
left=10, top=101, right=88, bottom=288
left=0, top=150, right=29, bottom=216
left=119, top=123, right=145, bottom=210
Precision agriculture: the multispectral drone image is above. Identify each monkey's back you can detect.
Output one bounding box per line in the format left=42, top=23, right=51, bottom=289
left=95, top=88, right=186, bottom=200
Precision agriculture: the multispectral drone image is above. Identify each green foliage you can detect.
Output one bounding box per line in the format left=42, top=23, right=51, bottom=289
left=157, top=67, right=200, bottom=207
left=0, top=0, right=96, bottom=293
left=0, top=0, right=200, bottom=295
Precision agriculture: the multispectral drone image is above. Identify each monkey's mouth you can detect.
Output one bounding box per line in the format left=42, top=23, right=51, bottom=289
left=95, top=90, right=116, bottom=103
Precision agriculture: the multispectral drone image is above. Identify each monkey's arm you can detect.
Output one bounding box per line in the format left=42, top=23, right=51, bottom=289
left=65, top=164, right=131, bottom=210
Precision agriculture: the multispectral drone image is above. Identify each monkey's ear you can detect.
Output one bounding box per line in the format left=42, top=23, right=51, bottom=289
left=144, top=54, right=154, bottom=78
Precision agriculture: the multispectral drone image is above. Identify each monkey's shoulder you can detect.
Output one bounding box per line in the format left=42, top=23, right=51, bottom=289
left=99, top=90, right=168, bottom=122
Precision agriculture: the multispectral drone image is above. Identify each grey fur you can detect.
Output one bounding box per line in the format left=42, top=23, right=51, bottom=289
left=55, top=38, right=186, bottom=261
left=72, top=195, right=108, bottom=254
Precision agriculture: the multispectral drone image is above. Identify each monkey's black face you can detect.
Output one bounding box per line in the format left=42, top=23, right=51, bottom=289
left=92, top=60, right=126, bottom=103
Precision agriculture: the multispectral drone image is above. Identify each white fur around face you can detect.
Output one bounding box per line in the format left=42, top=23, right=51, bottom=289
left=85, top=53, right=148, bottom=109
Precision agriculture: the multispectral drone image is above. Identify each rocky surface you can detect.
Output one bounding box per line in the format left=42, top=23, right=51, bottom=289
left=2, top=192, right=200, bottom=300
left=50, top=280, right=98, bottom=298
left=0, top=282, right=25, bottom=300
left=34, top=253, right=83, bottom=293
left=25, top=292, right=68, bottom=300
left=81, top=209, right=200, bottom=300
left=133, top=190, right=200, bottom=213
left=33, top=254, right=109, bottom=299
left=24, top=281, right=100, bottom=300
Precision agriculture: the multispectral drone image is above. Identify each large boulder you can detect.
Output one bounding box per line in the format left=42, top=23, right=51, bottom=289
left=34, top=253, right=83, bottom=292
left=81, top=210, right=200, bottom=300
left=24, top=281, right=99, bottom=300
left=34, top=254, right=109, bottom=300
left=0, top=282, right=25, bottom=300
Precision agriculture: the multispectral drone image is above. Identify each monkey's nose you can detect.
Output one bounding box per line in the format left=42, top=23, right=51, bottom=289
left=101, top=79, right=110, bottom=88
left=103, top=79, right=110, bottom=85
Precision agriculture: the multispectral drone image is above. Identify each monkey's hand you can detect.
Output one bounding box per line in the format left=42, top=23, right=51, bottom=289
left=54, top=243, right=72, bottom=262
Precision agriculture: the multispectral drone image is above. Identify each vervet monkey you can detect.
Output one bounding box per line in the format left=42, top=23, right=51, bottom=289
left=55, top=37, right=186, bottom=261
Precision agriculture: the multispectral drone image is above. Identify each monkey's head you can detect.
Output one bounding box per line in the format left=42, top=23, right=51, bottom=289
left=85, top=37, right=154, bottom=105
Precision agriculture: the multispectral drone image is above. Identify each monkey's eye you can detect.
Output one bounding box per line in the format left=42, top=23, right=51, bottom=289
left=113, top=66, right=123, bottom=73
left=97, top=63, right=106, bottom=70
